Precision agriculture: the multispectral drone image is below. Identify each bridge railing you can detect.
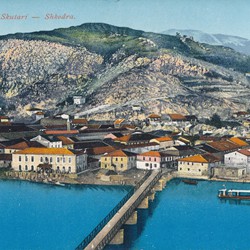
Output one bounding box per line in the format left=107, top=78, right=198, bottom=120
left=75, top=187, right=134, bottom=250
left=94, top=170, right=162, bottom=250
left=75, top=171, right=153, bottom=250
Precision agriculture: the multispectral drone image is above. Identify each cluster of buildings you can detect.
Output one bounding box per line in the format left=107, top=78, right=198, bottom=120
left=1, top=110, right=250, bottom=180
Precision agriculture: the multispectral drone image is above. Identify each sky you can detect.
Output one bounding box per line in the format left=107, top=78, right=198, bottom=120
left=1, top=0, right=250, bottom=39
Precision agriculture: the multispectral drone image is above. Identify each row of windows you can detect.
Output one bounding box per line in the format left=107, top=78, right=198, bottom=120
left=145, top=163, right=158, bottom=168
left=104, top=164, right=124, bottom=168
left=179, top=162, right=204, bottom=166
left=19, top=165, right=72, bottom=172
left=19, top=156, right=72, bottom=163
left=179, top=167, right=201, bottom=172
left=104, top=157, right=135, bottom=161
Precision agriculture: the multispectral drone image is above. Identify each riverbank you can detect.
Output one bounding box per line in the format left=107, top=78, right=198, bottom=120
left=2, top=168, right=250, bottom=187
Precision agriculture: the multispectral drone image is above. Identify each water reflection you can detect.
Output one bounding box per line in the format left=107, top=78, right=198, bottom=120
left=106, top=191, right=162, bottom=250
left=219, top=198, right=250, bottom=206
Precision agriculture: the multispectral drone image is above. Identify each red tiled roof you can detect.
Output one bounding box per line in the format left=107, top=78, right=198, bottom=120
left=229, top=137, right=248, bottom=147
left=168, top=114, right=186, bottom=121
left=207, top=141, right=239, bottom=152
left=14, top=147, right=75, bottom=155
left=72, top=118, right=88, bottom=125
left=57, top=136, right=74, bottom=145
left=88, top=146, right=115, bottom=155
left=153, top=136, right=173, bottom=142
left=104, top=149, right=136, bottom=157
left=238, top=149, right=250, bottom=156
left=148, top=114, right=161, bottom=119
left=178, top=154, right=220, bottom=163
left=114, top=119, right=125, bottom=125
left=138, top=151, right=161, bottom=157
left=114, top=134, right=131, bottom=142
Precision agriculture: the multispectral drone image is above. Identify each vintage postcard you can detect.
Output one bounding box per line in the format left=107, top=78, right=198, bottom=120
left=1, top=1, right=250, bottom=249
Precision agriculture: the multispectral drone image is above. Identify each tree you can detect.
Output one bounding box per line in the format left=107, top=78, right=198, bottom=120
left=209, top=113, right=222, bottom=128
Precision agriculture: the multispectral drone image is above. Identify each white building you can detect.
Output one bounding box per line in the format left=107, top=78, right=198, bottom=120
left=73, top=96, right=86, bottom=105
left=30, top=135, right=62, bottom=148
left=224, top=149, right=250, bottom=173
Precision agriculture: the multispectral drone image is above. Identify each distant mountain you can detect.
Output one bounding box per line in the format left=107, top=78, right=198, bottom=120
left=163, top=29, right=250, bottom=55
left=1, top=23, right=250, bottom=120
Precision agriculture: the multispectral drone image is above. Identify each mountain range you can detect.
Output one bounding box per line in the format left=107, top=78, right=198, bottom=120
left=0, top=23, right=250, bottom=121
left=163, top=29, right=250, bottom=55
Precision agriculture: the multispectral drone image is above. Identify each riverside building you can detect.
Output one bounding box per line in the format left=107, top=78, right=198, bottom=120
left=12, top=147, right=87, bottom=173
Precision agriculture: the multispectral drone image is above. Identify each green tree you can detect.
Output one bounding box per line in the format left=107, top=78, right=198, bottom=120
left=210, top=113, right=222, bottom=128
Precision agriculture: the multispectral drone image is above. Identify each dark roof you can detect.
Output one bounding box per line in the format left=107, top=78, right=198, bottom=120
left=0, top=154, right=12, bottom=161
left=74, top=140, right=109, bottom=150
left=185, top=115, right=198, bottom=121
left=196, top=144, right=220, bottom=154
left=0, top=125, right=34, bottom=133
left=42, top=135, right=61, bottom=142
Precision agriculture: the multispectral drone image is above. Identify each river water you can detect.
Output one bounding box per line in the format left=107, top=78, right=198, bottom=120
left=107, top=178, right=250, bottom=250
left=0, top=179, right=129, bottom=250
left=2, top=179, right=250, bottom=250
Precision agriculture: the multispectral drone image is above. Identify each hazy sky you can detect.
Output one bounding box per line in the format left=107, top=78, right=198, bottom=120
left=1, top=0, right=250, bottom=38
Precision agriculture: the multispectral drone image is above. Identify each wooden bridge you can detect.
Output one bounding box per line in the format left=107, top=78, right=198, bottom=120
left=75, top=170, right=163, bottom=250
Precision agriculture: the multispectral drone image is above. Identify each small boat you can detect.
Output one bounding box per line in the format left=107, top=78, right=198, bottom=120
left=182, top=179, right=198, bottom=185
left=55, top=181, right=66, bottom=187
left=218, top=189, right=250, bottom=200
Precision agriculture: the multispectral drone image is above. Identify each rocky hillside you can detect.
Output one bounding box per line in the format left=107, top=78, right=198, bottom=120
left=0, top=23, right=250, bottom=120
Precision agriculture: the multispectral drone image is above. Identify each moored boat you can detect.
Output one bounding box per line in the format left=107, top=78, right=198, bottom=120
left=218, top=189, right=250, bottom=200
left=182, top=179, right=198, bottom=185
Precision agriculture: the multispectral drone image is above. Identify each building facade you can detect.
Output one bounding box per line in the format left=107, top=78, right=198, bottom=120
left=178, top=154, right=221, bottom=177
left=100, top=150, right=136, bottom=172
left=12, top=147, right=87, bottom=173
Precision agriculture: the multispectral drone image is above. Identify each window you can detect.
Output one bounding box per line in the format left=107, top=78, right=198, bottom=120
left=57, top=157, right=60, bottom=163
left=19, top=165, right=22, bottom=171
left=19, top=156, right=22, bottom=162
left=154, top=158, right=156, bottom=162
left=121, top=164, right=123, bottom=168
left=25, top=165, right=28, bottom=171
left=145, top=163, right=149, bottom=167
left=31, top=165, right=34, bottom=171
left=149, top=157, right=151, bottom=161
left=62, top=166, right=65, bottom=173
left=116, top=158, right=118, bottom=161
left=121, top=158, right=123, bottom=161
left=40, top=157, right=43, bottom=162
left=63, top=157, right=66, bottom=163
left=31, top=156, right=34, bottom=162
left=50, top=157, right=53, bottom=163
left=68, top=167, right=71, bottom=173
left=68, top=157, right=71, bottom=163
left=143, top=157, right=145, bottom=160
left=199, top=169, right=201, bottom=172
left=154, top=164, right=157, bottom=168
left=25, top=156, right=28, bottom=161
left=180, top=168, right=182, bottom=170
left=188, top=168, right=190, bottom=171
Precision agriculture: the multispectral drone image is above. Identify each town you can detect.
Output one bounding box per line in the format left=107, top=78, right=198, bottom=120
left=1, top=100, right=250, bottom=186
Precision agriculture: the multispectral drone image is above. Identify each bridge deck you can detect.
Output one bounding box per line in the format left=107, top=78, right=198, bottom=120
left=84, top=170, right=161, bottom=250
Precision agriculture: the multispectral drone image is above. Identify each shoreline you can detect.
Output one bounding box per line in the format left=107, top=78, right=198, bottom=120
left=2, top=169, right=250, bottom=187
